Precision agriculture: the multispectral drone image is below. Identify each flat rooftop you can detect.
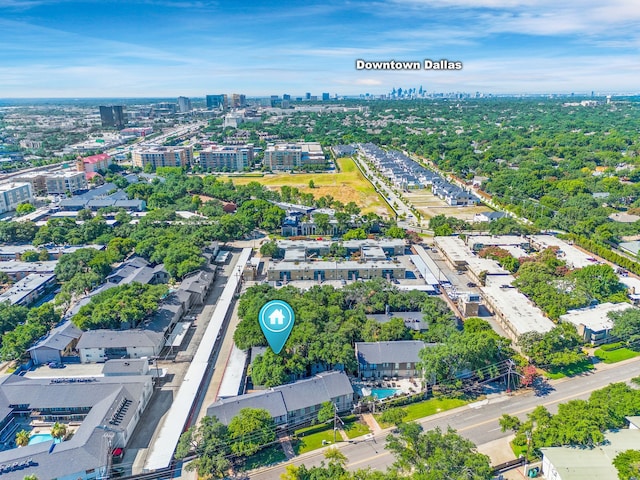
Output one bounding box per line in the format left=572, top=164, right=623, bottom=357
left=529, top=235, right=595, bottom=269
left=466, top=235, right=530, bottom=248
left=560, top=302, right=635, bottom=332
left=0, top=273, right=55, bottom=305
left=435, top=236, right=508, bottom=275
left=481, top=283, right=554, bottom=336
left=269, top=259, right=405, bottom=271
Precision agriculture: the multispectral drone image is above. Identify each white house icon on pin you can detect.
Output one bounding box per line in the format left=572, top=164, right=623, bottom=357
left=269, top=309, right=286, bottom=326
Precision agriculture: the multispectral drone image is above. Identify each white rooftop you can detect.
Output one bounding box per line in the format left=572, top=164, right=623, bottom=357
left=0, top=273, right=55, bottom=305
left=466, top=235, right=529, bottom=248
left=435, top=236, right=508, bottom=276
left=481, top=283, right=555, bottom=336
left=529, top=235, right=595, bottom=269
left=560, top=302, right=635, bottom=332
left=216, top=344, right=248, bottom=399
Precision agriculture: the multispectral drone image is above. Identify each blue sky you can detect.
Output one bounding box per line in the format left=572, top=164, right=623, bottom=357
left=1, top=0, right=639, bottom=97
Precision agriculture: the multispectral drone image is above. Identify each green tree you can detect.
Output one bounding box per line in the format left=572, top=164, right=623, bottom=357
left=251, top=349, right=288, bottom=387
left=314, top=213, right=330, bottom=235
left=385, top=226, right=406, bottom=239
left=317, top=401, right=335, bottom=424
left=175, top=416, right=231, bottom=479
left=308, top=179, right=315, bottom=189
left=324, top=447, right=347, bottom=467
left=611, top=308, right=640, bottom=348
left=50, top=422, right=67, bottom=441
left=385, top=424, right=493, bottom=479
left=20, top=250, right=40, bottom=262
left=613, top=450, right=640, bottom=480
left=15, top=202, right=36, bottom=216
left=15, top=430, right=30, bottom=447
left=499, top=414, right=521, bottom=432
left=343, top=228, right=367, bottom=240
left=260, top=240, right=278, bottom=257
left=518, top=323, right=584, bottom=368
left=227, top=408, right=276, bottom=456
left=380, top=407, right=408, bottom=426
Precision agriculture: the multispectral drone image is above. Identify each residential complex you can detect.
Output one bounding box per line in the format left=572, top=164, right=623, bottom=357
left=359, top=143, right=479, bottom=205
left=355, top=341, right=426, bottom=379
left=0, top=182, right=33, bottom=214
left=44, top=171, right=88, bottom=195
left=76, top=153, right=112, bottom=176
left=0, top=273, right=56, bottom=306
left=198, top=144, right=254, bottom=171
left=206, top=371, right=353, bottom=427
left=0, top=374, right=152, bottom=480
left=264, top=142, right=326, bottom=170
left=132, top=145, right=193, bottom=170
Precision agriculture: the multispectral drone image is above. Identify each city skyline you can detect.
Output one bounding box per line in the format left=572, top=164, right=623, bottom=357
left=1, top=0, right=639, bottom=98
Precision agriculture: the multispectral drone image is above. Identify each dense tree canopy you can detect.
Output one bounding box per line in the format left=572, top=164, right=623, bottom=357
left=501, top=382, right=640, bottom=457
left=235, top=280, right=456, bottom=382
left=72, top=283, right=168, bottom=330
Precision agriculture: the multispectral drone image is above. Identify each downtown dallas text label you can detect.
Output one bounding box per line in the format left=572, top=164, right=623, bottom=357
left=356, top=59, right=462, bottom=70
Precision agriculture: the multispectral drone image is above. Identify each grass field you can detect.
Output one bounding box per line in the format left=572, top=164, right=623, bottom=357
left=293, top=423, right=337, bottom=454
left=544, top=359, right=595, bottom=379
left=375, top=396, right=471, bottom=428
left=343, top=418, right=371, bottom=439
left=241, top=444, right=287, bottom=471
left=594, top=344, right=640, bottom=364
left=220, top=158, right=392, bottom=216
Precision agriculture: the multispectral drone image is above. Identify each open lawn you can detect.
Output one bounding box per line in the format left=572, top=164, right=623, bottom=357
left=594, top=344, right=640, bottom=364
left=293, top=423, right=338, bottom=454
left=343, top=417, right=371, bottom=439
left=544, top=359, right=594, bottom=379
left=375, top=396, right=471, bottom=428
left=240, top=444, right=286, bottom=471
left=220, top=158, right=392, bottom=216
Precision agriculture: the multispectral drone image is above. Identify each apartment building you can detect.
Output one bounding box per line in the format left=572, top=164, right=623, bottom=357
left=45, top=171, right=88, bottom=195
left=199, top=144, right=254, bottom=171
left=76, top=152, right=112, bottom=175
left=132, top=145, right=193, bottom=170
left=0, top=182, right=33, bottom=214
left=264, top=142, right=325, bottom=171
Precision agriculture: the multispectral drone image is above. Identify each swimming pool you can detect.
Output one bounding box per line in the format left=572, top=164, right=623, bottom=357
left=28, top=433, right=54, bottom=445
left=356, top=386, right=400, bottom=400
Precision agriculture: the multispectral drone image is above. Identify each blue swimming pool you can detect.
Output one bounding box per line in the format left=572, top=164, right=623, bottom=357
left=356, top=386, right=400, bottom=400
left=28, top=433, right=54, bottom=445
left=370, top=388, right=400, bottom=399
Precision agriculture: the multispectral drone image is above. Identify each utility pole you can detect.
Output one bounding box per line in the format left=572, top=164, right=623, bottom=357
left=333, top=403, right=344, bottom=443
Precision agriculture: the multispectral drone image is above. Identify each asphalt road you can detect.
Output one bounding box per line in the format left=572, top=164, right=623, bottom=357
left=249, top=357, right=640, bottom=479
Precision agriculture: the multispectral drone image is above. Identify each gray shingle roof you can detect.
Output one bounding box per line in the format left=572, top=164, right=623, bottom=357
left=207, top=371, right=354, bottom=425
left=0, top=375, right=151, bottom=480
left=77, top=329, right=164, bottom=349
left=355, top=341, right=429, bottom=365
left=28, top=321, right=82, bottom=352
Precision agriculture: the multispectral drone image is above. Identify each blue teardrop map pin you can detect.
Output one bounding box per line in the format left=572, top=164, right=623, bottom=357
left=258, top=300, right=295, bottom=354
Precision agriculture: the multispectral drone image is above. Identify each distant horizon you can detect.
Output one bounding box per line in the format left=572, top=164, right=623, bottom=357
left=2, top=1, right=639, bottom=97
left=1, top=91, right=638, bottom=103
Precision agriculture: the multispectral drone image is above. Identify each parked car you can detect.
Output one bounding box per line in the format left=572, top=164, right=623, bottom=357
left=466, top=282, right=477, bottom=288
left=48, top=362, right=65, bottom=369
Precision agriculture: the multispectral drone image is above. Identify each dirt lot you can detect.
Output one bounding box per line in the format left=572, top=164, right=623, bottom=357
left=404, top=190, right=489, bottom=221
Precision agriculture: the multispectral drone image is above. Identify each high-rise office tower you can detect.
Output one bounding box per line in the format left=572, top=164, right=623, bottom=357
left=206, top=94, right=227, bottom=109
left=177, top=96, right=192, bottom=113
left=99, top=105, right=125, bottom=128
